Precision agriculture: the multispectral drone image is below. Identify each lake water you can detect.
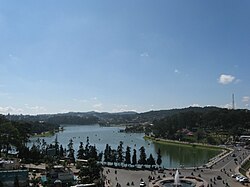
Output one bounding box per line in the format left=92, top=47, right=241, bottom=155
left=29, top=124, right=221, bottom=168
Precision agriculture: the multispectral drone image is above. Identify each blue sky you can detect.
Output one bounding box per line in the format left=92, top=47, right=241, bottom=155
left=0, top=0, right=250, bottom=114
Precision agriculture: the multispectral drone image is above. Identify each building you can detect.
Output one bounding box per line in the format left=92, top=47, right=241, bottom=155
left=47, top=165, right=75, bottom=185
left=0, top=169, right=28, bottom=187
left=0, top=158, right=20, bottom=170
left=239, top=135, right=250, bottom=141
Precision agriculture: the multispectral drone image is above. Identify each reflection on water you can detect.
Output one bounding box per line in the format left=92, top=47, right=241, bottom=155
left=29, top=124, right=220, bottom=168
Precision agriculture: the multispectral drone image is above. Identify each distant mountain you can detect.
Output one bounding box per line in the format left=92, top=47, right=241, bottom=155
left=5, top=106, right=232, bottom=125
left=138, top=106, right=221, bottom=122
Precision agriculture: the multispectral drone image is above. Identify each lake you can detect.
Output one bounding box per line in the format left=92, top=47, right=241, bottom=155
left=29, top=124, right=221, bottom=168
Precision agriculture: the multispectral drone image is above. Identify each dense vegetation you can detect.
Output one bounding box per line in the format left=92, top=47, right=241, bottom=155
left=0, top=115, right=59, bottom=156
left=150, top=108, right=250, bottom=144
left=8, top=113, right=98, bottom=125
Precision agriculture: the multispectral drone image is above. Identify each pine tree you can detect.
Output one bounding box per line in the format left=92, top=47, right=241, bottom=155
left=117, top=141, right=124, bottom=166
left=67, top=139, right=75, bottom=163
left=132, top=149, right=137, bottom=166
left=156, top=148, right=162, bottom=167
left=147, top=154, right=155, bottom=168
left=110, top=149, right=117, bottom=166
left=59, top=145, right=64, bottom=158
left=124, top=146, right=131, bottom=166
left=138, top=146, right=147, bottom=166
left=54, top=135, right=59, bottom=156
left=89, top=145, right=98, bottom=160
left=84, top=136, right=90, bottom=159
left=104, top=144, right=111, bottom=164
left=77, top=142, right=84, bottom=159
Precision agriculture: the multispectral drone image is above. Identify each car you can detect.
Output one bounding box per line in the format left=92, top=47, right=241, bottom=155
left=239, top=178, right=249, bottom=183
left=217, top=176, right=222, bottom=180
left=231, top=173, right=239, bottom=178
left=236, top=176, right=245, bottom=182
left=158, top=168, right=164, bottom=173
left=140, top=182, right=146, bottom=187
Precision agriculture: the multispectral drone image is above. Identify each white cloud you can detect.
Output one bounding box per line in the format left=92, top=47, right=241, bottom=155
left=218, top=74, right=235, bottom=85
left=0, top=106, right=23, bottom=114
left=174, top=69, right=180, bottom=74
left=93, top=103, right=103, bottom=109
left=140, top=52, right=149, bottom=57
left=111, top=104, right=137, bottom=113
left=73, top=98, right=88, bottom=103
left=242, top=96, right=250, bottom=102
left=8, top=54, right=21, bottom=64
left=222, top=103, right=233, bottom=109
left=91, top=97, right=98, bottom=101
left=25, top=104, right=47, bottom=113
left=234, top=79, right=241, bottom=84
left=190, top=104, right=200, bottom=107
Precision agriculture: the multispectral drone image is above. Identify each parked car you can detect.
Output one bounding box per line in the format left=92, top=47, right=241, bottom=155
left=140, top=182, right=146, bottom=187
left=231, top=173, right=239, bottom=178
left=236, top=176, right=245, bottom=182
left=239, top=177, right=248, bottom=183
left=158, top=168, right=164, bottom=173
left=217, top=176, right=222, bottom=180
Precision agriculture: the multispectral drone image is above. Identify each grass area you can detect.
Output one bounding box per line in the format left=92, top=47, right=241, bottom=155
left=32, top=131, right=55, bottom=137
left=240, top=158, right=250, bottom=177
left=144, top=135, right=225, bottom=151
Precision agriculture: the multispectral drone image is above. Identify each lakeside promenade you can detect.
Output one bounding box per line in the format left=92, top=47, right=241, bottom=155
left=103, top=147, right=250, bottom=187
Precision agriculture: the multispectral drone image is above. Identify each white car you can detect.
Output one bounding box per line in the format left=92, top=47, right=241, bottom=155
left=231, top=173, right=239, bottom=178
left=236, top=176, right=244, bottom=182
left=140, top=182, right=146, bottom=187
left=239, top=177, right=248, bottom=183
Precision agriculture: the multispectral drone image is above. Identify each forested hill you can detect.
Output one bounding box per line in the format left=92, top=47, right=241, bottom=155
left=148, top=108, right=250, bottom=144
left=137, top=106, right=221, bottom=122
left=5, top=106, right=249, bottom=126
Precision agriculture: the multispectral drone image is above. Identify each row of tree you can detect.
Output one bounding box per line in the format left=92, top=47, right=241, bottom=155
left=103, top=142, right=162, bottom=168
left=25, top=135, right=163, bottom=169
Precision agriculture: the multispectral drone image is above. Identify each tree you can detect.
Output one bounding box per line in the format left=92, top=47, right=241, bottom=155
left=89, top=145, right=98, bottom=160
left=156, top=148, right=162, bottom=167
left=124, top=146, right=131, bottom=166
left=132, top=149, right=137, bottom=167
left=59, top=145, right=64, bottom=158
left=0, top=122, right=20, bottom=155
left=117, top=141, right=124, bottom=166
left=138, top=146, right=147, bottom=166
left=110, top=149, right=117, bottom=166
left=67, top=139, right=75, bottom=163
left=41, top=139, right=47, bottom=155
left=30, top=144, right=41, bottom=162
left=104, top=144, right=111, bottom=164
left=78, top=158, right=102, bottom=184
left=84, top=136, right=90, bottom=159
left=54, top=135, right=59, bottom=156
left=147, top=154, right=155, bottom=168
left=77, top=142, right=84, bottom=159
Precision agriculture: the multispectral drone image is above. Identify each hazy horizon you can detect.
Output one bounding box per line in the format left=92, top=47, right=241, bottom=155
left=4, top=105, right=242, bottom=116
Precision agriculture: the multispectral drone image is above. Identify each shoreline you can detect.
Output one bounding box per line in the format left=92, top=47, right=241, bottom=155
left=144, top=135, right=227, bottom=151
left=144, top=135, right=233, bottom=168
left=32, top=130, right=55, bottom=137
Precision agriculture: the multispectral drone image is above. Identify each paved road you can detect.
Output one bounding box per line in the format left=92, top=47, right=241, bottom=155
left=103, top=147, right=250, bottom=187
